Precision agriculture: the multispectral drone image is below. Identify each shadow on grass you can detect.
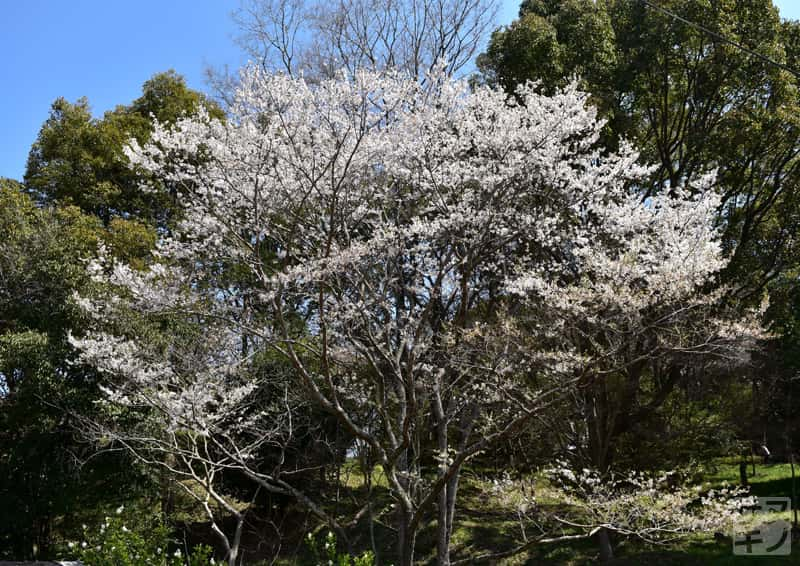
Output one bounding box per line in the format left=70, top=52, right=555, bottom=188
left=521, top=534, right=800, bottom=565
left=748, top=475, right=796, bottom=499
left=607, top=539, right=800, bottom=566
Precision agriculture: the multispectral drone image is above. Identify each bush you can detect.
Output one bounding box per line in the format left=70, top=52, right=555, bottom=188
left=67, top=506, right=214, bottom=566
left=306, top=530, right=375, bottom=566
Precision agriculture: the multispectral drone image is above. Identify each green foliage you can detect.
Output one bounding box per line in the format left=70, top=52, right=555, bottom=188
left=478, top=0, right=616, bottom=100
left=68, top=507, right=213, bottom=566
left=105, top=217, right=157, bottom=268
left=479, top=13, right=565, bottom=94
left=305, top=531, right=375, bottom=566
left=0, top=180, right=154, bottom=560
left=129, top=70, right=225, bottom=126
left=0, top=71, right=228, bottom=559
left=480, top=1, right=799, bottom=284
left=614, top=379, right=751, bottom=471
left=479, top=0, right=800, bottom=473
left=24, top=70, right=223, bottom=228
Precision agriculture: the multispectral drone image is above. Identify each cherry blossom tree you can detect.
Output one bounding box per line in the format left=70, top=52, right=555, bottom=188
left=71, top=66, right=755, bottom=565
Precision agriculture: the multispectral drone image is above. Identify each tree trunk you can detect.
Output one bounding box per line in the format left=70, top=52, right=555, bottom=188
left=396, top=444, right=416, bottom=566
left=587, top=386, right=614, bottom=561
left=437, top=493, right=450, bottom=565
left=435, top=471, right=461, bottom=566
left=792, top=453, right=798, bottom=529
left=362, top=457, right=380, bottom=564
left=160, top=455, right=176, bottom=522
left=586, top=386, right=611, bottom=473
left=227, top=512, right=245, bottom=566
left=596, top=527, right=614, bottom=562
left=397, top=508, right=416, bottom=566
left=445, top=471, right=460, bottom=550
left=436, top=408, right=451, bottom=566
left=440, top=412, right=476, bottom=565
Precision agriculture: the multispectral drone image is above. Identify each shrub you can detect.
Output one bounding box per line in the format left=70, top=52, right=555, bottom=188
left=68, top=506, right=214, bottom=566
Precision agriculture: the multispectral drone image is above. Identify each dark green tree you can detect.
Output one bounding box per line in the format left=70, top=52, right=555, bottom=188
left=1, top=71, right=224, bottom=560
left=479, top=1, right=800, bottom=285
left=0, top=179, right=153, bottom=559
left=24, top=71, right=223, bottom=228
left=479, top=0, right=800, bottom=536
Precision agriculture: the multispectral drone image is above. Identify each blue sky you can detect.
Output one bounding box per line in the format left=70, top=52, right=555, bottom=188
left=1, top=0, right=799, bottom=181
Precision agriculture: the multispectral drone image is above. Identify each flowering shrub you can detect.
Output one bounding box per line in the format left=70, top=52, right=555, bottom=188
left=306, top=531, right=375, bottom=566
left=67, top=506, right=214, bottom=566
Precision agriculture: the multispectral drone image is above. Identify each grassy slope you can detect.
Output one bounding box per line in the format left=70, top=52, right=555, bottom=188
left=506, top=461, right=800, bottom=565
left=167, top=460, right=800, bottom=564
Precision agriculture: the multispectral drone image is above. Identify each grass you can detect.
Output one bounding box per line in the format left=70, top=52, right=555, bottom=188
left=338, top=460, right=390, bottom=490
left=513, top=460, right=800, bottom=565
left=158, top=458, right=800, bottom=564
left=406, top=459, right=800, bottom=565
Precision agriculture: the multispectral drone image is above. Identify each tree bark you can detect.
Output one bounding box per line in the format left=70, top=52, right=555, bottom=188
left=397, top=508, right=416, bottom=566
left=435, top=388, right=451, bottom=566
left=587, top=384, right=614, bottom=561
left=227, top=512, right=245, bottom=566
left=596, top=527, right=614, bottom=562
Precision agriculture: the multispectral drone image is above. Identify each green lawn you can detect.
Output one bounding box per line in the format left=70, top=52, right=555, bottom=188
left=169, top=460, right=800, bottom=564
left=511, top=460, right=800, bottom=565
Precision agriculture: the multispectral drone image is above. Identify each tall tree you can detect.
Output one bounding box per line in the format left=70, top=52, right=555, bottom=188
left=0, top=179, right=151, bottom=560
left=25, top=71, right=223, bottom=228
left=479, top=0, right=800, bottom=292
left=1, top=71, right=223, bottom=560
left=72, top=66, right=752, bottom=566
left=478, top=0, right=800, bottom=480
